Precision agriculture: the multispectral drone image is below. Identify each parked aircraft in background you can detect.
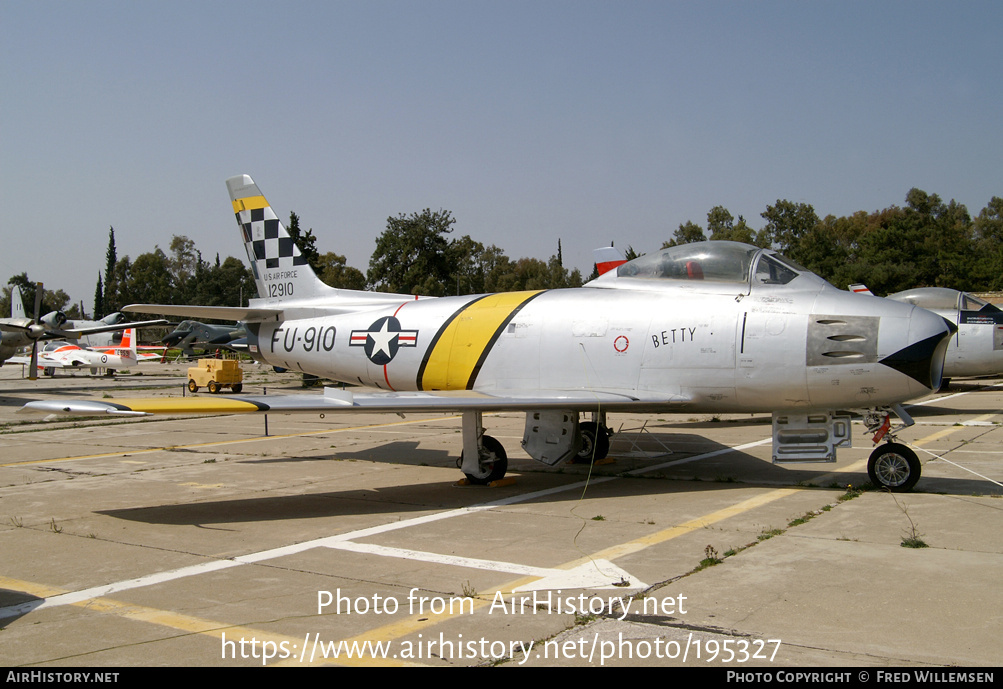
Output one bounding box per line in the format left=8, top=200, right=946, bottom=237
left=24, top=175, right=954, bottom=492
left=0, top=285, right=165, bottom=377
left=850, top=285, right=1002, bottom=383
left=90, top=336, right=167, bottom=363
left=162, top=320, right=246, bottom=357
left=10, top=328, right=141, bottom=375
left=888, top=288, right=1003, bottom=382
left=0, top=286, right=30, bottom=366
left=70, top=312, right=134, bottom=348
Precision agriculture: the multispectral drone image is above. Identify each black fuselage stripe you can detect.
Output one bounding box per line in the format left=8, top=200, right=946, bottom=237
left=465, top=291, right=547, bottom=389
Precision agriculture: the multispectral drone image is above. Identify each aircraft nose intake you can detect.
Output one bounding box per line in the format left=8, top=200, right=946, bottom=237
left=878, top=308, right=951, bottom=389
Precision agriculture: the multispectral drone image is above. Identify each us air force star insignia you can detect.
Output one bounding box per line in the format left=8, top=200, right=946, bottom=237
left=349, top=316, right=418, bottom=365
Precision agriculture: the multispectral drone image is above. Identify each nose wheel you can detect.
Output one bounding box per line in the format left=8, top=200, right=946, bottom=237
left=867, top=443, right=920, bottom=492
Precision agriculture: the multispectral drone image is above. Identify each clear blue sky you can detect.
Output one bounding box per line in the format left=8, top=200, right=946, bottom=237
left=2, top=0, right=1000, bottom=311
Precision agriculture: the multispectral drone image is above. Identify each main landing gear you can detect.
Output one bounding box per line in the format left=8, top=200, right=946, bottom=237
left=457, top=411, right=508, bottom=485
left=457, top=410, right=612, bottom=485
left=574, top=419, right=611, bottom=464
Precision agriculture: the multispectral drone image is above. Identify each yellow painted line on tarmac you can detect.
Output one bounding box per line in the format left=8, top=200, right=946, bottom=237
left=317, top=414, right=1002, bottom=654
left=12, top=414, right=993, bottom=665
left=318, top=483, right=802, bottom=662
left=585, top=488, right=800, bottom=563
left=0, top=470, right=803, bottom=667
left=0, top=576, right=413, bottom=667
left=0, top=415, right=462, bottom=468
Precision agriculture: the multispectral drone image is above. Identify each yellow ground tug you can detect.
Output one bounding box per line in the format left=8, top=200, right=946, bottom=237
left=187, top=358, right=243, bottom=393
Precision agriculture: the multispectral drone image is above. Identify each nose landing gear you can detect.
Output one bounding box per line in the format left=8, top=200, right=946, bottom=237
left=864, top=407, right=921, bottom=492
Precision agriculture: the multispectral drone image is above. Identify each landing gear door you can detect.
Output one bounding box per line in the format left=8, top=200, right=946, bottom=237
left=522, top=410, right=580, bottom=466
left=772, top=412, right=852, bottom=463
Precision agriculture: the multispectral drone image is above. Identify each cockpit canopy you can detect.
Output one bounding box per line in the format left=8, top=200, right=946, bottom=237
left=609, top=241, right=812, bottom=290
left=42, top=341, right=73, bottom=353
left=888, top=287, right=998, bottom=313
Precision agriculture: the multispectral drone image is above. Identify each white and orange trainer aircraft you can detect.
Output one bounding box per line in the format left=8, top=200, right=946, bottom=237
left=23, top=175, right=954, bottom=492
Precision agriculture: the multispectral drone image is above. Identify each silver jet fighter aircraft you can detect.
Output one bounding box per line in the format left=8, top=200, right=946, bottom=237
left=26, top=175, right=953, bottom=492
left=885, top=287, right=1003, bottom=382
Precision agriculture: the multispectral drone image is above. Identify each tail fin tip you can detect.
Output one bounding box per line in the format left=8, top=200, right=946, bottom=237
left=226, top=174, right=333, bottom=302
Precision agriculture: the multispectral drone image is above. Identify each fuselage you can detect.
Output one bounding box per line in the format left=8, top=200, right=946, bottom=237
left=36, top=341, right=137, bottom=368
left=245, top=244, right=949, bottom=414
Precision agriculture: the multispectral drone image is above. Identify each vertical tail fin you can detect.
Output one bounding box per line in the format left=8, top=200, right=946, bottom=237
left=117, top=328, right=137, bottom=362
left=593, top=246, right=627, bottom=276
left=226, top=174, right=336, bottom=301
left=10, top=287, right=26, bottom=319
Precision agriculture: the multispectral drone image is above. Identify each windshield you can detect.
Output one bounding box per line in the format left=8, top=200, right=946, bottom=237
left=753, top=254, right=799, bottom=286
left=962, top=293, right=990, bottom=310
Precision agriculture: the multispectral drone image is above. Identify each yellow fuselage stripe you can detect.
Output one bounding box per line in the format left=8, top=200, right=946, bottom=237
left=231, top=195, right=269, bottom=213
left=419, top=291, right=541, bottom=390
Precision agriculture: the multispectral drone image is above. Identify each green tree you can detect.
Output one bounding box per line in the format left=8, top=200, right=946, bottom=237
left=663, top=221, right=706, bottom=247
left=707, top=206, right=757, bottom=244
left=286, top=211, right=320, bottom=270
left=448, top=235, right=488, bottom=295
left=168, top=235, right=200, bottom=303
left=973, top=197, right=1003, bottom=289
left=318, top=252, right=366, bottom=290
left=477, top=245, right=516, bottom=293
left=368, top=209, right=457, bottom=295
left=105, top=256, right=132, bottom=313
left=706, top=206, right=733, bottom=240
left=757, top=200, right=820, bottom=262
left=128, top=248, right=175, bottom=305
left=93, top=273, right=103, bottom=319
left=99, top=227, right=117, bottom=318
left=1, top=274, right=71, bottom=320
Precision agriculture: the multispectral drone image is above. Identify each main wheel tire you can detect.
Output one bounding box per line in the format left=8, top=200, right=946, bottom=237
left=868, top=443, right=920, bottom=492
left=208, top=380, right=220, bottom=394
left=460, top=435, right=508, bottom=485
left=575, top=422, right=610, bottom=463
left=188, top=379, right=198, bottom=393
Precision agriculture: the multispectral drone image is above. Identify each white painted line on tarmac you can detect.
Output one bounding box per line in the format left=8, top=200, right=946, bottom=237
left=16, top=386, right=991, bottom=621
left=1, top=437, right=774, bottom=619
left=328, top=541, right=642, bottom=591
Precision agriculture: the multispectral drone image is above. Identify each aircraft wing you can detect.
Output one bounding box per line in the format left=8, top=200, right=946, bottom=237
left=7, top=355, right=63, bottom=368
left=66, top=319, right=170, bottom=336
left=123, top=304, right=281, bottom=320
left=0, top=319, right=169, bottom=339
left=21, top=387, right=688, bottom=417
